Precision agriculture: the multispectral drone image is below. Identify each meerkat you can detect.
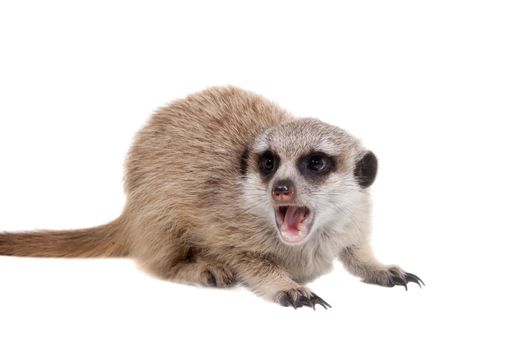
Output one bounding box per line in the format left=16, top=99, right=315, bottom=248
left=0, top=86, right=423, bottom=309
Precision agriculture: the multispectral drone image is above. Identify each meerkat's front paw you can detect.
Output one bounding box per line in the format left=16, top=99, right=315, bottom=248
left=200, top=263, right=237, bottom=288
left=362, top=266, right=424, bottom=290
left=275, top=287, right=331, bottom=310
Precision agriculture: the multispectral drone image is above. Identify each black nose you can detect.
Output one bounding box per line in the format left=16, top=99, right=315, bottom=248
left=272, top=179, right=295, bottom=202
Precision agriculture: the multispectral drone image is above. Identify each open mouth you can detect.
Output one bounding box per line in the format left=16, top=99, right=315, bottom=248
left=274, top=205, right=314, bottom=244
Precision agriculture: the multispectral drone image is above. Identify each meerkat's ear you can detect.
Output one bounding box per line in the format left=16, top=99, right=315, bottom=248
left=354, top=151, right=378, bottom=188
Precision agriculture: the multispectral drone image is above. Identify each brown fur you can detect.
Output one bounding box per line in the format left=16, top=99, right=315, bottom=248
left=0, top=218, right=126, bottom=257
left=0, top=86, right=422, bottom=308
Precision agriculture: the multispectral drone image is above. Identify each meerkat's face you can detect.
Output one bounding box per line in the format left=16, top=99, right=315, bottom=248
left=242, top=118, right=378, bottom=246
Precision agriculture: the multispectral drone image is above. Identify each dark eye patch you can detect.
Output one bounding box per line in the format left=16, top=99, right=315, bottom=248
left=258, top=150, right=280, bottom=180
left=298, top=152, right=335, bottom=181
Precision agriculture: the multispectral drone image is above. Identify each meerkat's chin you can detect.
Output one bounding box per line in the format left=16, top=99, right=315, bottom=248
left=274, top=205, right=314, bottom=245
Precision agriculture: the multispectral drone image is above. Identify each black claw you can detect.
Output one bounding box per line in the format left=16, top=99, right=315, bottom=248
left=297, top=295, right=314, bottom=309
left=391, top=276, right=408, bottom=290
left=278, top=290, right=331, bottom=310
left=311, top=292, right=332, bottom=309
left=365, top=268, right=425, bottom=290
left=390, top=272, right=424, bottom=290
left=405, top=272, right=425, bottom=287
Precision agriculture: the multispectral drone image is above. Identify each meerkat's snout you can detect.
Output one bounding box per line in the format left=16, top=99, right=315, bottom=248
left=271, top=179, right=314, bottom=245
left=272, top=179, right=295, bottom=202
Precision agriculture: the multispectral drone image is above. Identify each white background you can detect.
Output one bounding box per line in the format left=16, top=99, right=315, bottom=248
left=1, top=1, right=524, bottom=349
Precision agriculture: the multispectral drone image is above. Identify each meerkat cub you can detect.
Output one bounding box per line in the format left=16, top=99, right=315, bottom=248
left=0, top=86, right=423, bottom=309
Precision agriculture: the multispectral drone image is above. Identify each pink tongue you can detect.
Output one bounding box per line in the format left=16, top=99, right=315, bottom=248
left=283, top=207, right=307, bottom=233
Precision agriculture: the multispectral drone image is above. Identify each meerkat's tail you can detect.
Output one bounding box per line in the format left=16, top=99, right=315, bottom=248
left=0, top=218, right=128, bottom=258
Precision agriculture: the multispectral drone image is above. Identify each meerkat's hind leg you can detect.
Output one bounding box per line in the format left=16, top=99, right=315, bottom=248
left=132, top=223, right=238, bottom=288
left=170, top=260, right=237, bottom=288
left=142, top=254, right=237, bottom=288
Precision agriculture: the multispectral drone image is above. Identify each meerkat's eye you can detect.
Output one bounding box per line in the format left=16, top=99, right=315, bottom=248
left=308, top=155, right=328, bottom=172
left=307, top=154, right=333, bottom=175
left=299, top=152, right=334, bottom=178
left=258, top=151, right=280, bottom=176
left=263, top=157, right=274, bottom=171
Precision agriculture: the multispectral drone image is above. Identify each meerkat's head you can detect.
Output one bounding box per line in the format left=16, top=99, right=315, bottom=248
left=242, top=118, right=378, bottom=246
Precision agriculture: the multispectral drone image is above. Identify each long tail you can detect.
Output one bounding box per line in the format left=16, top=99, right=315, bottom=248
left=0, top=218, right=128, bottom=258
